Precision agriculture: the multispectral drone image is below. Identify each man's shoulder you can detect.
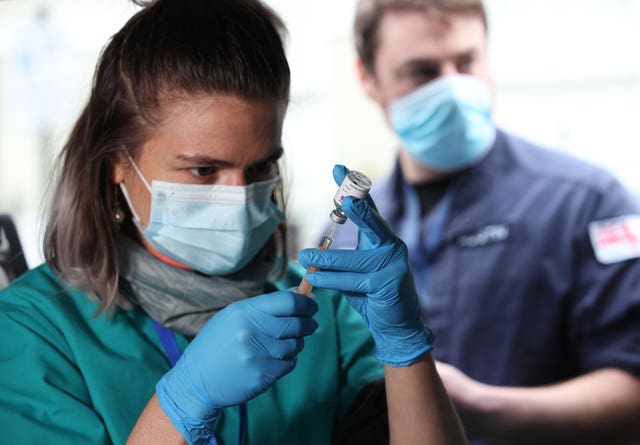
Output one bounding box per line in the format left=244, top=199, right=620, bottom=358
left=497, top=129, right=618, bottom=192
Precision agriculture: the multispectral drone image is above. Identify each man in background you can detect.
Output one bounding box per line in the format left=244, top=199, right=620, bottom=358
left=328, top=0, right=640, bottom=443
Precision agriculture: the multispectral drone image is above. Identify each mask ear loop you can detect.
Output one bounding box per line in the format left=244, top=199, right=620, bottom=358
left=119, top=152, right=152, bottom=225
left=124, top=152, right=152, bottom=192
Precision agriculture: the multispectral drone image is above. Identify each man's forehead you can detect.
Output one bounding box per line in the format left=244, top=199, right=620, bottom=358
left=378, top=4, right=487, bottom=30
left=376, top=10, right=486, bottom=54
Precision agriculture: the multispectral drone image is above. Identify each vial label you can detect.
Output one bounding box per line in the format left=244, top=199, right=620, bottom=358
left=334, top=171, right=372, bottom=207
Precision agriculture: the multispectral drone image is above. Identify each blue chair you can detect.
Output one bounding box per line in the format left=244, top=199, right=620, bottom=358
left=0, top=214, right=29, bottom=288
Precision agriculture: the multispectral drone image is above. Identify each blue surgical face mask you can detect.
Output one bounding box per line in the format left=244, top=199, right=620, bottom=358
left=388, top=74, right=496, bottom=171
left=120, top=156, right=284, bottom=276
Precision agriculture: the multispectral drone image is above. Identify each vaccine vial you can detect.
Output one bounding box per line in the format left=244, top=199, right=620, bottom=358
left=329, top=170, right=373, bottom=224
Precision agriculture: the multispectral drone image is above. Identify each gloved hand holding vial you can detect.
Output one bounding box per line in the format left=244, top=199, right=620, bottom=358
left=298, top=164, right=433, bottom=366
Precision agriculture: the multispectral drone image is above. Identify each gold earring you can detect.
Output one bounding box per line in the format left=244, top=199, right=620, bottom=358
left=113, top=184, right=125, bottom=231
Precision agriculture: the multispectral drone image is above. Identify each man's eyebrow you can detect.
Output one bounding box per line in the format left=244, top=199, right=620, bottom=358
left=400, top=58, right=440, bottom=69
left=399, top=47, right=479, bottom=70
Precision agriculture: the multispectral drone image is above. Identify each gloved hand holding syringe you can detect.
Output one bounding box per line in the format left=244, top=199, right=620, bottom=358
left=297, top=169, right=373, bottom=296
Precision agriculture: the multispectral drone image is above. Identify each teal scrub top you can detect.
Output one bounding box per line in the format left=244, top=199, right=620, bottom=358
left=0, top=263, right=383, bottom=445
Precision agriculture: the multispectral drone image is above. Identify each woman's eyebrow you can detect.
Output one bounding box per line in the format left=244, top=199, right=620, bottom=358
left=174, top=147, right=284, bottom=166
left=174, top=154, right=230, bottom=166
left=255, top=147, right=284, bottom=164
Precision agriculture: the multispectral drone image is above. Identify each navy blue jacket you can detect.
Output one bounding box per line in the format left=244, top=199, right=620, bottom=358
left=330, top=129, right=640, bottom=389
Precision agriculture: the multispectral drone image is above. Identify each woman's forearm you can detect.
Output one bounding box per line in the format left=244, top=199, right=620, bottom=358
left=127, top=394, right=187, bottom=445
left=385, top=352, right=468, bottom=445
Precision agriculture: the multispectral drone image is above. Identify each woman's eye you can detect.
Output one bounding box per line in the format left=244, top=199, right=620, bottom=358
left=251, top=161, right=277, bottom=178
left=189, top=166, right=217, bottom=177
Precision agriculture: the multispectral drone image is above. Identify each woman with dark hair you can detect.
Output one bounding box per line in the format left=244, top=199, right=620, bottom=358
left=0, top=1, right=466, bottom=444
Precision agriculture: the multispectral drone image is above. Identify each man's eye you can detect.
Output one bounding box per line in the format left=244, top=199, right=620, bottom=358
left=457, top=55, right=475, bottom=73
left=410, top=67, right=439, bottom=83
left=189, top=166, right=216, bottom=177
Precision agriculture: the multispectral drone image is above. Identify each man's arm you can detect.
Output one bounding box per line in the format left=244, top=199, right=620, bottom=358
left=437, top=362, right=640, bottom=444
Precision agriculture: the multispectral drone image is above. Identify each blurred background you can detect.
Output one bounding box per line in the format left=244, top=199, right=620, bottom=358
left=1, top=0, right=640, bottom=266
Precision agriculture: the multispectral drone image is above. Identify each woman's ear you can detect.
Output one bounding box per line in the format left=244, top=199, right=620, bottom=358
left=112, top=153, right=128, bottom=184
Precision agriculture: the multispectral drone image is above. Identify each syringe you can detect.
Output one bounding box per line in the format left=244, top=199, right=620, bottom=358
left=297, top=223, right=337, bottom=296
left=297, top=170, right=372, bottom=297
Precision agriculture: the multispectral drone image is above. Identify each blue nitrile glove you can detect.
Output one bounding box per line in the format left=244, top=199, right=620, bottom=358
left=156, top=291, right=318, bottom=445
left=298, top=164, right=433, bottom=367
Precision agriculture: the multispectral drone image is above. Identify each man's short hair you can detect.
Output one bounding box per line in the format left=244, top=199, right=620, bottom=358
left=354, top=0, right=488, bottom=72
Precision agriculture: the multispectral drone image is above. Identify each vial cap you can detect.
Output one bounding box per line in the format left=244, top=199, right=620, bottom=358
left=330, top=209, right=347, bottom=224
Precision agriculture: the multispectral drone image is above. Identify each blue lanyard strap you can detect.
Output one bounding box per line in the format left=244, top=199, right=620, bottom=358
left=423, top=183, right=457, bottom=262
left=151, top=318, right=246, bottom=445
left=238, top=404, right=247, bottom=445
left=151, top=318, right=182, bottom=367
left=398, top=181, right=457, bottom=317
left=401, top=181, right=457, bottom=269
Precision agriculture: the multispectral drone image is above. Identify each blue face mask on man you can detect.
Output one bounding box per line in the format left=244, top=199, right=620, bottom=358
left=120, top=155, right=284, bottom=276
left=388, top=74, right=496, bottom=171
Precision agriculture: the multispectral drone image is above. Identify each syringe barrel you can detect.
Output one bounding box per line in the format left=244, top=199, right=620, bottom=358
left=297, top=235, right=334, bottom=297
left=316, top=235, right=334, bottom=250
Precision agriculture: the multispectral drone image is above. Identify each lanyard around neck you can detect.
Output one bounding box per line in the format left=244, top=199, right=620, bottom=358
left=151, top=318, right=246, bottom=445
left=401, top=181, right=457, bottom=271
left=423, top=183, right=457, bottom=262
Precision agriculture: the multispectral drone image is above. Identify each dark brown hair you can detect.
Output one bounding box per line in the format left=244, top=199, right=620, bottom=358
left=355, top=0, right=488, bottom=72
left=44, top=0, right=291, bottom=312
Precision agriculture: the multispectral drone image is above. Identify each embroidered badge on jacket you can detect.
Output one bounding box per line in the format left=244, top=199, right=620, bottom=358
left=456, top=224, right=509, bottom=248
left=589, top=215, right=640, bottom=264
